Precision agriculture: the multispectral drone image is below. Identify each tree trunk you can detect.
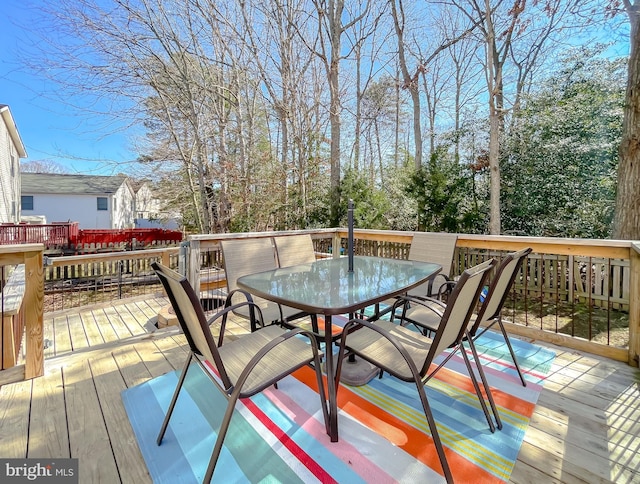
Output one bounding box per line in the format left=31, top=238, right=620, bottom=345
left=485, top=0, right=501, bottom=235
left=328, top=0, right=344, bottom=225
left=390, top=0, right=422, bottom=169
left=354, top=43, right=362, bottom=172
left=614, top=2, right=640, bottom=239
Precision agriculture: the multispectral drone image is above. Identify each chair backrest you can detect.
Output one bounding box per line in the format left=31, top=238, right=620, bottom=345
left=470, top=247, right=532, bottom=335
left=422, top=258, right=496, bottom=375
left=151, top=262, right=231, bottom=388
left=407, top=232, right=458, bottom=296
left=220, top=238, right=278, bottom=294
left=274, top=234, right=316, bottom=267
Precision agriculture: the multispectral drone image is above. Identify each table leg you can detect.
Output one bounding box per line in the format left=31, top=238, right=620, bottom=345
left=324, top=314, right=339, bottom=442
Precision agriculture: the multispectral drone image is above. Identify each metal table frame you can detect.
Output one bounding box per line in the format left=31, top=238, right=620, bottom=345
left=237, top=255, right=441, bottom=442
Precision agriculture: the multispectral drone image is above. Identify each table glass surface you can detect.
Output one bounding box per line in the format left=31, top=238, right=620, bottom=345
left=237, top=256, right=441, bottom=315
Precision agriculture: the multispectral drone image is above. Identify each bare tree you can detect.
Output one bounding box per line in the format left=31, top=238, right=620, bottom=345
left=390, top=0, right=477, bottom=169
left=451, top=0, right=580, bottom=234
left=310, top=0, right=372, bottom=223
left=20, top=160, right=69, bottom=174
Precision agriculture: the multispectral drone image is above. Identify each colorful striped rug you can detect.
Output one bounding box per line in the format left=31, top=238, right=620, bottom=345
left=122, top=330, right=555, bottom=483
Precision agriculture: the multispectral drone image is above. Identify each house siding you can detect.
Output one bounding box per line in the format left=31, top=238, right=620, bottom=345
left=21, top=174, right=136, bottom=229
left=112, top=182, right=135, bottom=229
left=0, top=108, right=24, bottom=224
left=21, top=193, right=113, bottom=228
left=134, top=183, right=160, bottom=219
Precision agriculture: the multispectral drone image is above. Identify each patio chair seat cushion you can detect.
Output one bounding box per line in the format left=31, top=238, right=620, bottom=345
left=344, top=320, right=432, bottom=381
left=216, top=325, right=315, bottom=396
left=404, top=302, right=443, bottom=332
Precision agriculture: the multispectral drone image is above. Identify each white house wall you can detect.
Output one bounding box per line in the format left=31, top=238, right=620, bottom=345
left=135, top=183, right=160, bottom=218
left=0, top=122, right=20, bottom=224
left=21, top=193, right=115, bottom=229
left=113, top=183, right=135, bottom=229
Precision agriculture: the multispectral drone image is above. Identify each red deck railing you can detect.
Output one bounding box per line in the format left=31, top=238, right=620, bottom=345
left=0, top=223, right=182, bottom=252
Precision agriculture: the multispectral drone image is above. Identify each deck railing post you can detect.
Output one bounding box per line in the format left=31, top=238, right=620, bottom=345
left=161, top=248, right=171, bottom=267
left=24, top=247, right=44, bottom=379
left=187, top=239, right=201, bottom=295
left=332, top=231, right=342, bottom=259
left=629, top=243, right=640, bottom=367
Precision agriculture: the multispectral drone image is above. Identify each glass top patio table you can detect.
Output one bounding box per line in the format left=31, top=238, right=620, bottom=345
left=237, top=255, right=441, bottom=316
left=237, top=255, right=441, bottom=443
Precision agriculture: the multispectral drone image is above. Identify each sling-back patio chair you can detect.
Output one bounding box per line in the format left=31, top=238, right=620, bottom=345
left=335, top=259, right=496, bottom=484
left=392, top=247, right=532, bottom=437
left=220, top=238, right=317, bottom=332
left=407, top=232, right=459, bottom=299
left=152, top=262, right=328, bottom=483
left=471, top=248, right=532, bottom=386
left=400, top=248, right=532, bottom=385
left=371, top=232, right=458, bottom=322
left=273, top=234, right=317, bottom=267
left=399, top=248, right=532, bottom=387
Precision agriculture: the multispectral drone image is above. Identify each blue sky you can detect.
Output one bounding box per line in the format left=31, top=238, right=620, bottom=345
left=1, top=0, right=138, bottom=175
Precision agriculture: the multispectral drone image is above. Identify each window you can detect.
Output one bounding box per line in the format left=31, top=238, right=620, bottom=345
left=97, top=197, right=108, bottom=211
left=21, top=196, right=34, bottom=211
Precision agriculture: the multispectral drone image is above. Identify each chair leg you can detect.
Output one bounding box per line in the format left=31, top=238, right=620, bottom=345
left=312, top=356, right=330, bottom=436
left=459, top=346, right=496, bottom=433
left=204, top=391, right=240, bottom=483
left=466, top=338, right=503, bottom=430
left=157, top=353, right=194, bottom=445
left=498, top=320, right=527, bottom=386
left=416, top=384, right=453, bottom=484
left=310, top=314, right=319, bottom=334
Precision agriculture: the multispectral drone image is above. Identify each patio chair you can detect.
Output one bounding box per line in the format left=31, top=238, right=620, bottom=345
left=400, top=248, right=533, bottom=388
left=407, top=232, right=459, bottom=299
left=336, top=259, right=496, bottom=484
left=394, top=249, right=532, bottom=435
left=369, top=232, right=458, bottom=321
left=220, top=238, right=317, bottom=332
left=151, top=262, right=328, bottom=483
left=273, top=234, right=317, bottom=267
left=472, top=248, right=532, bottom=386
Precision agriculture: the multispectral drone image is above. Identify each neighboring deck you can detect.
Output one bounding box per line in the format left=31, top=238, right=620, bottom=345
left=0, top=296, right=638, bottom=483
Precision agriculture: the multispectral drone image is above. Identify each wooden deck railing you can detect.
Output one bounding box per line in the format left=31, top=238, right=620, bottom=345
left=1, top=231, right=638, bottom=386
left=44, top=247, right=180, bottom=312
left=0, top=244, right=44, bottom=384
left=189, top=229, right=640, bottom=367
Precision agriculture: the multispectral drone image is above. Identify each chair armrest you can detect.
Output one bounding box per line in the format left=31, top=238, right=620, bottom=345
left=399, top=294, right=446, bottom=308
left=435, top=280, right=457, bottom=300
left=207, top=300, right=264, bottom=346
left=222, top=288, right=265, bottom=331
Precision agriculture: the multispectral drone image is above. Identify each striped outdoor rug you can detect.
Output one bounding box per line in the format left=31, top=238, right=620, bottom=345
left=122, top=330, right=555, bottom=483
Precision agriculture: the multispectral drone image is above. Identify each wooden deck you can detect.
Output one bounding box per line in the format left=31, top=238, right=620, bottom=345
left=0, top=296, right=638, bottom=483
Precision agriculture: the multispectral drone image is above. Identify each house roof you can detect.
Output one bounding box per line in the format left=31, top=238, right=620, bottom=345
left=0, top=104, right=28, bottom=158
left=21, top=173, right=130, bottom=195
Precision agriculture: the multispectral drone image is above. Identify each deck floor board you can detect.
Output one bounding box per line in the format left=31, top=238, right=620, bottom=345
left=0, top=295, right=638, bottom=483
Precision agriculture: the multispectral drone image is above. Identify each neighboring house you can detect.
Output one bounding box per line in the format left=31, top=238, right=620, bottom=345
left=0, top=105, right=27, bottom=224
left=21, top=173, right=135, bottom=229
left=131, top=180, right=180, bottom=230
left=132, top=180, right=161, bottom=220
